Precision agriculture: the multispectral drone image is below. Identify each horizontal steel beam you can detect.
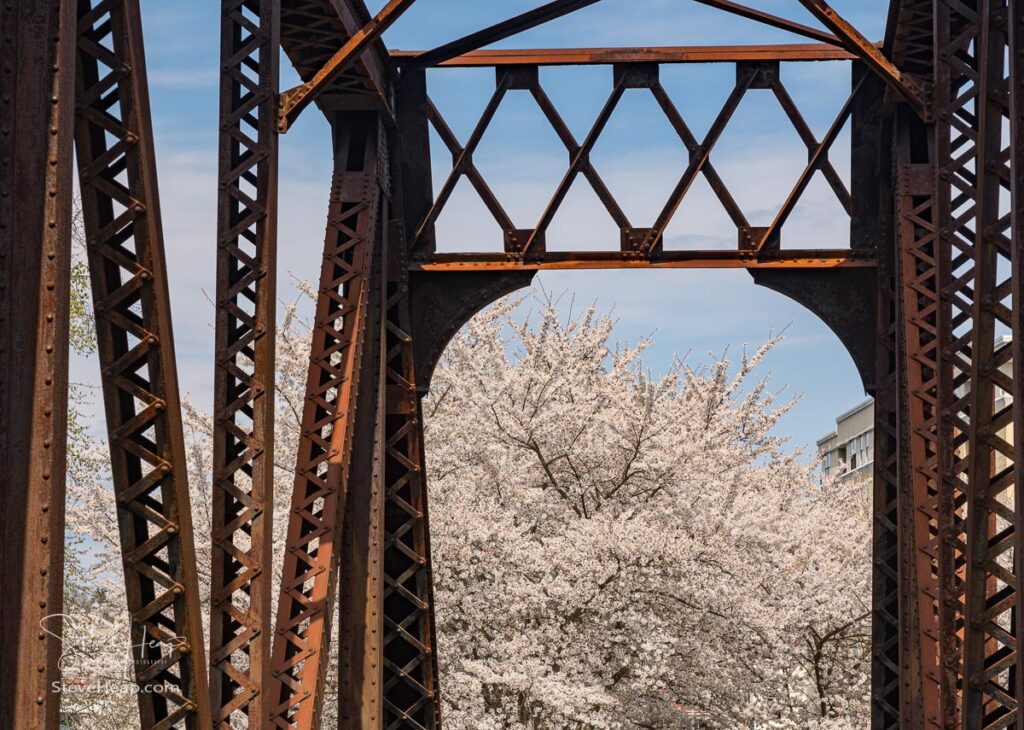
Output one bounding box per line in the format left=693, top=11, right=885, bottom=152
left=391, top=42, right=857, bottom=67
left=410, top=249, right=876, bottom=271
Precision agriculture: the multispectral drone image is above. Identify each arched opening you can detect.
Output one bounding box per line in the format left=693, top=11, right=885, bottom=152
left=415, top=266, right=874, bottom=727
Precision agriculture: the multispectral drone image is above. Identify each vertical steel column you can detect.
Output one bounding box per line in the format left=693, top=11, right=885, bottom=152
left=873, top=108, right=905, bottom=730
left=0, top=1, right=75, bottom=728
left=895, top=112, right=947, bottom=729
left=959, top=0, right=1019, bottom=726
left=74, top=0, right=212, bottom=727
left=211, top=0, right=280, bottom=726
left=1010, top=0, right=1024, bottom=718
left=270, top=112, right=382, bottom=730
left=932, top=1, right=976, bottom=725
left=336, top=144, right=387, bottom=728
left=380, top=215, right=440, bottom=728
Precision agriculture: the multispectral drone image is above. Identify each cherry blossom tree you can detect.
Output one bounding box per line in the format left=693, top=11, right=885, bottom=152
left=423, top=295, right=871, bottom=729
left=61, top=280, right=871, bottom=729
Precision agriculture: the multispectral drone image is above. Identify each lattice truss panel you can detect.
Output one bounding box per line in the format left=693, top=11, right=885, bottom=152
left=73, top=0, right=213, bottom=727
left=895, top=115, right=963, bottom=730
left=270, top=116, right=381, bottom=729
left=414, top=60, right=859, bottom=256
left=947, top=1, right=1023, bottom=727
left=929, top=1, right=984, bottom=727
left=872, top=128, right=903, bottom=729
left=211, top=0, right=279, bottom=726
left=381, top=237, right=439, bottom=728
left=279, top=0, right=389, bottom=108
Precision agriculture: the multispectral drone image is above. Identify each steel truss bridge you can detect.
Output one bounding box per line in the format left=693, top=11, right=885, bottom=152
left=0, top=0, right=1021, bottom=728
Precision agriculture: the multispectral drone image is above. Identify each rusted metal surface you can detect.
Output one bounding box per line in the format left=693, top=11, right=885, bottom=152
left=410, top=0, right=606, bottom=68
left=412, top=251, right=876, bottom=270
left=278, top=0, right=415, bottom=131
left=269, top=112, right=382, bottom=729
left=795, top=0, right=930, bottom=116
left=10, top=0, right=1024, bottom=727
left=73, top=0, right=213, bottom=727
left=930, top=2, right=972, bottom=725
left=691, top=0, right=841, bottom=45
left=871, top=124, right=903, bottom=727
left=894, top=115, right=943, bottom=729
left=380, top=232, right=439, bottom=730
left=1011, top=0, right=1024, bottom=718
left=392, top=43, right=859, bottom=66
left=409, top=52, right=863, bottom=260
left=279, top=0, right=395, bottom=119
left=336, top=206, right=386, bottom=730
left=211, top=0, right=280, bottom=726
left=0, top=2, right=75, bottom=728
left=957, top=2, right=1020, bottom=727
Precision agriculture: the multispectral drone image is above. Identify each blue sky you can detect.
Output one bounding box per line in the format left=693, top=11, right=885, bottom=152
left=75, top=0, right=889, bottom=453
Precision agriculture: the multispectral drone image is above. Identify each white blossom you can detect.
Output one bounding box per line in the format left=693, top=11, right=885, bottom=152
left=62, top=287, right=871, bottom=729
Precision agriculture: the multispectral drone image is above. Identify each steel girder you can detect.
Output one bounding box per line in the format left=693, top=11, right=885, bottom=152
left=0, top=2, right=76, bottom=728
left=8, top=1, right=1024, bottom=728
left=956, top=1, right=1021, bottom=726
left=73, top=0, right=212, bottom=727
left=211, top=0, right=280, bottom=726
left=269, top=112, right=383, bottom=728
left=894, top=112, right=945, bottom=729
left=379, top=206, right=439, bottom=730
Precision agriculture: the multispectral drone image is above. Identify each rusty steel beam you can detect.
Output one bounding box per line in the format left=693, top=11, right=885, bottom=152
left=336, top=219, right=386, bottom=728
left=409, top=250, right=876, bottom=271
left=691, top=0, right=841, bottom=45
left=1013, top=0, right=1024, bottom=714
left=958, top=1, right=1019, bottom=726
left=0, top=2, right=76, bottom=728
left=410, top=52, right=861, bottom=258
left=278, top=0, right=415, bottom=132
left=409, top=0, right=606, bottom=68
left=210, top=0, right=280, bottom=726
left=893, top=114, right=944, bottom=729
left=871, top=119, right=902, bottom=728
left=795, top=0, right=929, bottom=117
left=379, top=232, right=440, bottom=729
left=751, top=78, right=863, bottom=253
left=930, top=3, right=972, bottom=727
left=391, top=42, right=857, bottom=67
left=269, top=112, right=383, bottom=729
left=74, top=0, right=213, bottom=727
left=279, top=0, right=395, bottom=120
